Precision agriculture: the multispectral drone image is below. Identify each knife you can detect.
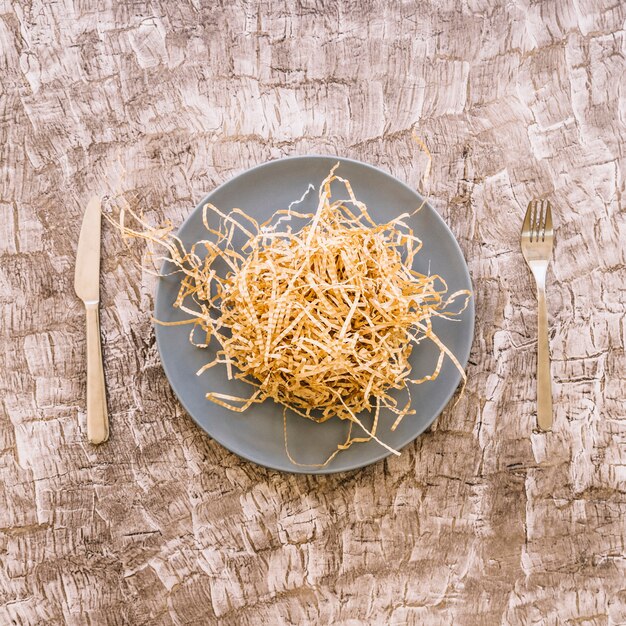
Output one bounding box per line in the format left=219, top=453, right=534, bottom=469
left=74, top=196, right=109, bottom=444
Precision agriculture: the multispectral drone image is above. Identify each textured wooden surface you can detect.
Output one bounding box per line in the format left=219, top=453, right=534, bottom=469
left=1, top=1, right=625, bottom=624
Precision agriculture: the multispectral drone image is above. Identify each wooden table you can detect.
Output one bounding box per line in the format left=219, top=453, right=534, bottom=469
left=2, top=2, right=625, bottom=624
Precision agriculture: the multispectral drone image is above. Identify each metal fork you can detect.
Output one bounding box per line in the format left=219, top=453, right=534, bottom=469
left=521, top=199, right=554, bottom=431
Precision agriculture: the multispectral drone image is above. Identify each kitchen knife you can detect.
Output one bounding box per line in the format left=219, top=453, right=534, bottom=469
left=74, top=196, right=109, bottom=444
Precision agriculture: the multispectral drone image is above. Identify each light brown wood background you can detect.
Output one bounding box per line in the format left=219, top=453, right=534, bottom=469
left=1, top=1, right=625, bottom=624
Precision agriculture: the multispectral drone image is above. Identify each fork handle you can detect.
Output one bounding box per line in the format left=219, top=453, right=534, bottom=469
left=537, top=287, right=553, bottom=431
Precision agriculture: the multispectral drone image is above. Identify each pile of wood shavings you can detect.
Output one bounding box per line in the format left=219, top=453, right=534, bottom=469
left=113, top=165, right=470, bottom=467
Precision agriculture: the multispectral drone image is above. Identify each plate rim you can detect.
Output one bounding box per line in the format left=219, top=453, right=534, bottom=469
left=155, top=154, right=475, bottom=474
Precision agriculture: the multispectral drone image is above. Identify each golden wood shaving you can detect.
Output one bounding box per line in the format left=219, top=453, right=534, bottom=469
left=109, top=164, right=471, bottom=467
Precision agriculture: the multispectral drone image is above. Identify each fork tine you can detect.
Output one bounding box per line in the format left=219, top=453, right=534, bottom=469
left=544, top=200, right=553, bottom=236
left=537, top=200, right=545, bottom=242
left=523, top=200, right=534, bottom=237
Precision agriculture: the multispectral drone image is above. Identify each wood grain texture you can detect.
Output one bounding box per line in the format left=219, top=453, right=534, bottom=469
left=1, top=1, right=625, bottom=624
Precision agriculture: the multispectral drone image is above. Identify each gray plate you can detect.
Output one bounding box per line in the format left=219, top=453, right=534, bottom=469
left=155, top=156, right=474, bottom=474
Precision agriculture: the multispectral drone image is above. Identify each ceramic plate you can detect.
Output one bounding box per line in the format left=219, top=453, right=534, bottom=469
left=155, top=156, right=474, bottom=474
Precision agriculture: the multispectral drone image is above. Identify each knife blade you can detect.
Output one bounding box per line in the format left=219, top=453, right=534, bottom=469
left=74, top=196, right=109, bottom=444
left=74, top=196, right=102, bottom=304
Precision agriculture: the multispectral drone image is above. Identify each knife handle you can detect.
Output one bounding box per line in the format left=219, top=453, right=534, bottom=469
left=85, top=303, right=109, bottom=444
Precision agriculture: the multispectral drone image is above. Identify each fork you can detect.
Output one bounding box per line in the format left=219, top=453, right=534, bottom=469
left=521, top=199, right=554, bottom=431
